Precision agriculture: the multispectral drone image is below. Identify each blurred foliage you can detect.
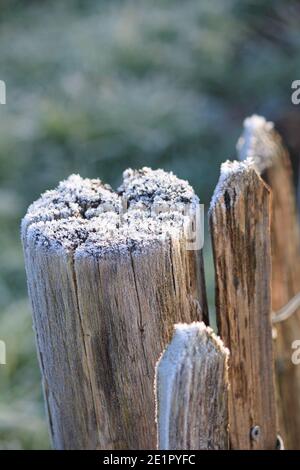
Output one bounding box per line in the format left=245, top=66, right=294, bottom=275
left=0, top=0, right=299, bottom=449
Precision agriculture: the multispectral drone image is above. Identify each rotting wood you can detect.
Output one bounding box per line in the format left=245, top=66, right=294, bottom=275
left=21, top=168, right=208, bottom=450
left=237, top=115, right=300, bottom=449
left=155, top=321, right=229, bottom=450
left=209, top=159, right=277, bottom=449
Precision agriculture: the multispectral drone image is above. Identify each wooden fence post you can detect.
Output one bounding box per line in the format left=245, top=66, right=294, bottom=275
left=155, top=322, right=229, bottom=450
left=209, top=159, right=278, bottom=449
left=21, top=168, right=208, bottom=449
left=237, top=115, right=300, bottom=449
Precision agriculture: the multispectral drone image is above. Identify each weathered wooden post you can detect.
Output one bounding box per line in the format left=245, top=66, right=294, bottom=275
left=155, top=322, right=229, bottom=450
left=22, top=168, right=208, bottom=449
left=237, top=115, right=300, bottom=449
left=209, top=159, right=278, bottom=449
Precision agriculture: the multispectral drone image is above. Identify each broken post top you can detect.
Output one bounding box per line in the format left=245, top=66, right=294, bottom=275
left=209, top=157, right=268, bottom=214
left=237, top=114, right=286, bottom=173
left=156, top=322, right=229, bottom=450
left=156, top=321, right=229, bottom=372
left=22, top=167, right=199, bottom=257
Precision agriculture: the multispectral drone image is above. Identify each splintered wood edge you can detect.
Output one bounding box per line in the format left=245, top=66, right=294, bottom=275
left=155, top=321, right=229, bottom=450
left=236, top=114, right=285, bottom=173
left=209, top=156, right=270, bottom=216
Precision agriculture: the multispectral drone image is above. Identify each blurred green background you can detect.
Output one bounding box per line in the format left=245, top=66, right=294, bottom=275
left=0, top=0, right=299, bottom=449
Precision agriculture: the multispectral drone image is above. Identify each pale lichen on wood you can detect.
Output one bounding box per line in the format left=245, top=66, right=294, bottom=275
left=209, top=158, right=277, bottom=449
left=237, top=115, right=300, bottom=449
left=155, top=321, right=229, bottom=450
left=22, top=168, right=208, bottom=449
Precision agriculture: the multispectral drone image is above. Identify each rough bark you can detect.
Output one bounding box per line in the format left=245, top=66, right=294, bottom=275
left=209, top=159, right=277, bottom=449
left=238, top=115, right=300, bottom=449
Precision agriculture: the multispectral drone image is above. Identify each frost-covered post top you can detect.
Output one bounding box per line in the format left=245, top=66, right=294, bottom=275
left=22, top=167, right=201, bottom=257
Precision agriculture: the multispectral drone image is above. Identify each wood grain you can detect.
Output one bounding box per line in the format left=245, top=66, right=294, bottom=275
left=209, top=159, right=277, bottom=449
left=22, top=169, right=208, bottom=449
left=155, top=322, right=229, bottom=450
left=237, top=115, right=300, bottom=449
